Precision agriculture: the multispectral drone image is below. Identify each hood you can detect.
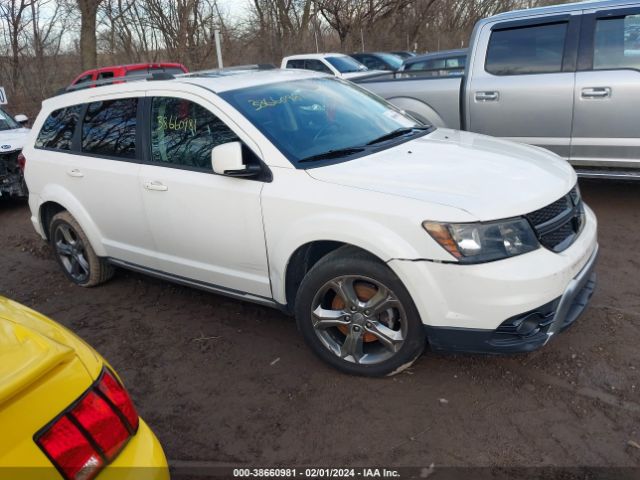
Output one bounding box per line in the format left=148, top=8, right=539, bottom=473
left=0, top=297, right=101, bottom=405
left=0, top=128, right=30, bottom=153
left=306, top=129, right=576, bottom=221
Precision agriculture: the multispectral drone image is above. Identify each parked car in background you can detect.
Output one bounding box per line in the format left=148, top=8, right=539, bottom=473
left=281, top=53, right=375, bottom=79
left=70, top=62, right=188, bottom=87
left=355, top=0, right=640, bottom=179
left=23, top=67, right=597, bottom=376
left=400, top=49, right=468, bottom=77
left=390, top=51, right=417, bottom=60
left=0, top=106, right=29, bottom=198
left=0, top=295, right=168, bottom=479
left=349, top=52, right=404, bottom=71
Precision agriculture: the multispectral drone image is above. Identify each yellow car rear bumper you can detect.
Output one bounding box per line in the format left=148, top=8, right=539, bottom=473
left=101, top=419, right=169, bottom=480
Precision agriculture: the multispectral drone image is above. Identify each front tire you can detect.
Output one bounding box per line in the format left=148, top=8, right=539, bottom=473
left=49, top=211, right=114, bottom=287
left=295, top=246, right=425, bottom=377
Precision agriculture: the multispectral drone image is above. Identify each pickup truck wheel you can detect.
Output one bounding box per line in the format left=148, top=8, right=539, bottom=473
left=49, top=211, right=114, bottom=287
left=295, top=247, right=425, bottom=377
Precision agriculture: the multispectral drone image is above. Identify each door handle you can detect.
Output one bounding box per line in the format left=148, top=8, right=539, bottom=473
left=67, top=169, right=84, bottom=178
left=144, top=181, right=168, bottom=192
left=581, top=87, right=611, bottom=99
left=475, top=91, right=499, bottom=102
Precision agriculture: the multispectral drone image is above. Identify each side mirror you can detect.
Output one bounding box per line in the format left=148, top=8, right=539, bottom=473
left=211, top=141, right=261, bottom=178
left=14, top=114, right=28, bottom=126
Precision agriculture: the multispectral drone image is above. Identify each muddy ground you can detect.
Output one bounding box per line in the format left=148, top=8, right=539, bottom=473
left=1, top=180, right=639, bottom=475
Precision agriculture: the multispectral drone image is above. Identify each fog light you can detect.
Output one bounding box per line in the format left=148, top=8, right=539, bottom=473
left=515, top=315, right=542, bottom=337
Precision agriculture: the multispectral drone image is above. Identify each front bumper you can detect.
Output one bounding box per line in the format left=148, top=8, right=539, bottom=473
left=387, top=204, right=598, bottom=354
left=424, top=245, right=598, bottom=354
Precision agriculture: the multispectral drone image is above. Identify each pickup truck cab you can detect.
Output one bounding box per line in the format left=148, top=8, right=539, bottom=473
left=357, top=0, right=640, bottom=179
left=23, top=68, right=597, bottom=376
left=281, top=53, right=379, bottom=79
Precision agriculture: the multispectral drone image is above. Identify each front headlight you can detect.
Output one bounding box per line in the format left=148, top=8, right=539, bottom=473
left=423, top=218, right=539, bottom=264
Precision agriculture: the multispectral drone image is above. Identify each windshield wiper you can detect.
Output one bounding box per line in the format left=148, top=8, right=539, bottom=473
left=299, top=147, right=366, bottom=163
left=366, top=126, right=430, bottom=146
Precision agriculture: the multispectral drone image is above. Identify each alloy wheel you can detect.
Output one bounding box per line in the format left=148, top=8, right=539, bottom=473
left=310, top=275, right=407, bottom=365
left=54, top=223, right=90, bottom=283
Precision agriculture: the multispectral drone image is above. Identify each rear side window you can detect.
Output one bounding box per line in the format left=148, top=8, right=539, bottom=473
left=286, top=59, right=305, bottom=69
left=594, top=13, right=640, bottom=70
left=82, top=98, right=138, bottom=159
left=150, top=97, right=239, bottom=170
left=486, top=22, right=568, bottom=75
left=35, top=105, right=82, bottom=151
left=74, top=73, right=93, bottom=85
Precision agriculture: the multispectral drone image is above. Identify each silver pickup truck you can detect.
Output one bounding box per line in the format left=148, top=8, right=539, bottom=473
left=356, top=0, right=640, bottom=180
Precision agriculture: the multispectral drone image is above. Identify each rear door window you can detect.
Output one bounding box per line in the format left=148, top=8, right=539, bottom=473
left=98, top=71, right=114, bottom=80
left=594, top=13, right=640, bottom=70
left=150, top=97, right=239, bottom=170
left=81, top=98, right=138, bottom=159
left=35, top=105, right=82, bottom=151
left=486, top=22, right=568, bottom=75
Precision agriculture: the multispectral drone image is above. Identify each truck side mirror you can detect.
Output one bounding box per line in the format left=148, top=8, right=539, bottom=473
left=211, top=141, right=260, bottom=178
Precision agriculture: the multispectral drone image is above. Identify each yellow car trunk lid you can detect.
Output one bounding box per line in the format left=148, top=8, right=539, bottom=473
left=0, top=318, right=76, bottom=405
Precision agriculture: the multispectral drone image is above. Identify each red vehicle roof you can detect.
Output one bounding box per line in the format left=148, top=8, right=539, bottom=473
left=71, top=63, right=188, bottom=86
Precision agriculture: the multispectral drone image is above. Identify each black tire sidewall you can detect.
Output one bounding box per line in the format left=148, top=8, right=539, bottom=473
left=295, top=250, right=425, bottom=377
left=49, top=212, right=103, bottom=287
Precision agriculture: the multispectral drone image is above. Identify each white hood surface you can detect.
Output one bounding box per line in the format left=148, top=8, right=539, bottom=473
left=306, top=128, right=576, bottom=221
left=0, top=128, right=30, bottom=153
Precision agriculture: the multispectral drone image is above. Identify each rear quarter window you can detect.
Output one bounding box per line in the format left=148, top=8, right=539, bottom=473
left=35, top=105, right=83, bottom=151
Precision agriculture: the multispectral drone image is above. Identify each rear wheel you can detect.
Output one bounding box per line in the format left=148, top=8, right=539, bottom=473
left=295, top=247, right=425, bottom=376
left=49, top=211, right=114, bottom=287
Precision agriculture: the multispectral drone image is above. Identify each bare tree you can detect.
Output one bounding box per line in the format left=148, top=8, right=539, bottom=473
left=0, top=0, right=34, bottom=90
left=76, top=0, right=104, bottom=69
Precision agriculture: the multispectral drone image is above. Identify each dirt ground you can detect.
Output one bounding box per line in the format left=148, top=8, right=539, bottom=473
left=1, top=180, right=639, bottom=475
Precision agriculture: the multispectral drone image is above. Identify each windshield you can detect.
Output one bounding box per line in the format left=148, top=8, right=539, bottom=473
left=220, top=77, right=426, bottom=167
left=376, top=53, right=403, bottom=70
left=326, top=56, right=367, bottom=73
left=0, top=108, right=20, bottom=131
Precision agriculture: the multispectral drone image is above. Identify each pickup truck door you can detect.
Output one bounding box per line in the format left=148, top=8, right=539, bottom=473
left=466, top=15, right=581, bottom=159
left=137, top=93, right=272, bottom=300
left=571, top=6, right=640, bottom=169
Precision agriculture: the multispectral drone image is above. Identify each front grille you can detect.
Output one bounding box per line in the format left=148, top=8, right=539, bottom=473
left=525, top=186, right=584, bottom=253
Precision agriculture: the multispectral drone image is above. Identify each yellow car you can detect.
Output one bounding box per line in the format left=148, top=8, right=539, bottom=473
left=0, top=296, right=168, bottom=480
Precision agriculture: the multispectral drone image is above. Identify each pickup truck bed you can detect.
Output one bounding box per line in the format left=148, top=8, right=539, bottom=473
left=355, top=0, right=640, bottom=180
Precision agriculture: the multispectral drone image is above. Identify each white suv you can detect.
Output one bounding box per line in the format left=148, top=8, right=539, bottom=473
left=23, top=69, right=598, bottom=376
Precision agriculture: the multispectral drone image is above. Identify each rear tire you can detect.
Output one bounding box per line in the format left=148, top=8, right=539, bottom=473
left=49, top=211, right=114, bottom=287
left=295, top=246, right=425, bottom=377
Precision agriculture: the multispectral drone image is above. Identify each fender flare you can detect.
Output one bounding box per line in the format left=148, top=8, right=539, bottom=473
left=385, top=96, right=447, bottom=128
left=38, top=184, right=107, bottom=257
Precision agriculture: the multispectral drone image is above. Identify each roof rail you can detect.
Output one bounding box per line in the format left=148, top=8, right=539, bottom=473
left=60, top=71, right=176, bottom=94
left=56, top=64, right=277, bottom=96
left=181, top=64, right=276, bottom=78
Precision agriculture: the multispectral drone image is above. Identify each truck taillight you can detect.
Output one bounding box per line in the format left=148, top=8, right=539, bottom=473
left=35, top=369, right=139, bottom=480
left=17, top=152, right=26, bottom=171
